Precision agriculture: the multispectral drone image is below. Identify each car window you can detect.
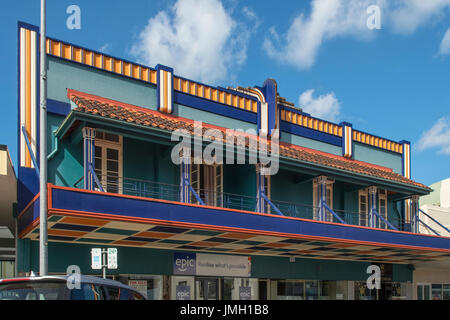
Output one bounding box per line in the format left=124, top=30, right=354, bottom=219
left=131, top=291, right=145, bottom=300
left=0, top=281, right=66, bottom=300
left=105, top=286, right=144, bottom=300
left=70, top=283, right=106, bottom=300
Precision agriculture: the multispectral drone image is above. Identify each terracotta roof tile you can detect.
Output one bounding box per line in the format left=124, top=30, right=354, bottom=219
left=67, top=90, right=430, bottom=191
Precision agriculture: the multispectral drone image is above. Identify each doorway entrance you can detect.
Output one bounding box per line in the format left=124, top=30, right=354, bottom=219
left=195, top=278, right=219, bottom=300
left=417, top=283, right=431, bottom=300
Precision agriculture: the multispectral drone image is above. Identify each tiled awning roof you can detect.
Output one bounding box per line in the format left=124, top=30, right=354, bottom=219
left=67, top=90, right=429, bottom=191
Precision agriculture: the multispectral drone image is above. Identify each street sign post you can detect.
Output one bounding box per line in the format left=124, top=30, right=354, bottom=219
left=107, top=248, right=118, bottom=269
left=91, top=248, right=118, bottom=278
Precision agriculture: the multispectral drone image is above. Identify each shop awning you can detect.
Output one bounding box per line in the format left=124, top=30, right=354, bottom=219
left=18, top=184, right=450, bottom=265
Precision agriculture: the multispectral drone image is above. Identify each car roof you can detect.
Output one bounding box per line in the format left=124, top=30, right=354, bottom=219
left=0, top=275, right=136, bottom=291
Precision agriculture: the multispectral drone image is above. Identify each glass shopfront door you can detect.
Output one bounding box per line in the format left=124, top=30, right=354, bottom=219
left=195, top=278, right=219, bottom=300
left=417, top=283, right=431, bottom=300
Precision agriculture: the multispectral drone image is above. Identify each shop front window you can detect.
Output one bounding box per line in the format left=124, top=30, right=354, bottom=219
left=432, top=284, right=443, bottom=300
left=171, top=276, right=195, bottom=300
left=272, top=280, right=305, bottom=300
left=354, top=281, right=376, bottom=300
left=120, top=275, right=163, bottom=300
left=443, top=284, right=450, bottom=300
left=319, top=281, right=348, bottom=300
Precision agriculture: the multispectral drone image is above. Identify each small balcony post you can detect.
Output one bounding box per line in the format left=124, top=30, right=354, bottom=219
left=368, top=186, right=378, bottom=228
left=316, top=176, right=328, bottom=221
left=82, top=127, right=96, bottom=190
left=411, top=195, right=419, bottom=233
left=256, top=164, right=266, bottom=213
left=180, top=149, right=191, bottom=203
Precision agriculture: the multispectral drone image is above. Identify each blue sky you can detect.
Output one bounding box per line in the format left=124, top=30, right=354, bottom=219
left=1, top=0, right=450, bottom=186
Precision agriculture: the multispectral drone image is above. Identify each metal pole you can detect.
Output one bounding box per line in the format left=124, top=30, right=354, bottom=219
left=102, top=249, right=107, bottom=279
left=39, top=0, right=48, bottom=276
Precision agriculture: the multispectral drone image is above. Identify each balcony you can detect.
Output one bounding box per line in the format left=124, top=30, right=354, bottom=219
left=17, top=181, right=450, bottom=266
left=73, top=174, right=409, bottom=232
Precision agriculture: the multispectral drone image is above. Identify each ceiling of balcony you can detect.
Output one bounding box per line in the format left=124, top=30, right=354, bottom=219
left=22, top=213, right=450, bottom=265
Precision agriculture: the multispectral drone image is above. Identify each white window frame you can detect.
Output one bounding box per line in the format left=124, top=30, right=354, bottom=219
left=417, top=283, right=432, bottom=300
left=313, top=181, right=333, bottom=221
left=94, top=133, right=123, bottom=194
left=190, top=163, right=223, bottom=207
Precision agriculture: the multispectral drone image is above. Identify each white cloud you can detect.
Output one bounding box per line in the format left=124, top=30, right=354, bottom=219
left=389, top=0, right=450, bottom=34
left=299, top=89, right=341, bottom=123
left=99, top=43, right=111, bottom=53
left=416, top=117, right=450, bottom=154
left=264, top=0, right=385, bottom=69
left=439, top=28, right=450, bottom=55
left=130, top=0, right=257, bottom=84
left=264, top=0, right=450, bottom=69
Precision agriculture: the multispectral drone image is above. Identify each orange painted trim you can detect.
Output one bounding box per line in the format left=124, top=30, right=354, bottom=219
left=48, top=182, right=53, bottom=210
left=19, top=219, right=40, bottom=239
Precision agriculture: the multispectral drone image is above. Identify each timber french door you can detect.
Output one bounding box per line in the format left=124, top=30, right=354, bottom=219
left=312, top=182, right=333, bottom=221
left=359, top=190, right=368, bottom=227
left=94, top=132, right=123, bottom=194
left=190, top=163, right=223, bottom=207
left=378, top=189, right=388, bottom=229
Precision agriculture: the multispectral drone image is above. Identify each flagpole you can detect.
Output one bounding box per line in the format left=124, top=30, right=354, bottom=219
left=39, top=0, right=48, bottom=276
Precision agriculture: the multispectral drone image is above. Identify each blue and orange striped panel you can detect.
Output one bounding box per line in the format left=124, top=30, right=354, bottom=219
left=343, top=125, right=353, bottom=158
left=19, top=26, right=38, bottom=168
left=157, top=68, right=173, bottom=114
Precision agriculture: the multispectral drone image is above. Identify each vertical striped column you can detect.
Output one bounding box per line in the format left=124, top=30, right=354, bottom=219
left=368, top=186, right=378, bottom=228
left=316, top=176, right=328, bottom=221
left=83, top=127, right=96, bottom=190
left=19, top=24, right=39, bottom=168
left=256, top=164, right=266, bottom=213
left=180, top=150, right=191, bottom=203
left=156, top=65, right=174, bottom=114
left=341, top=122, right=353, bottom=158
left=401, top=140, right=412, bottom=228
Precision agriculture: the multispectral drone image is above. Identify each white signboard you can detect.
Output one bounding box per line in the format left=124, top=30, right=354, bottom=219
left=107, top=248, right=118, bottom=269
left=196, top=253, right=251, bottom=277
left=91, top=248, right=102, bottom=270
left=128, top=280, right=147, bottom=298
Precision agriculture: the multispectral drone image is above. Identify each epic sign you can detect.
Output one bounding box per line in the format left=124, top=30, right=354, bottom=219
left=173, top=252, right=196, bottom=275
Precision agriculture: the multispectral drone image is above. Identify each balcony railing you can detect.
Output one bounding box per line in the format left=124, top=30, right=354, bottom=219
left=73, top=175, right=410, bottom=231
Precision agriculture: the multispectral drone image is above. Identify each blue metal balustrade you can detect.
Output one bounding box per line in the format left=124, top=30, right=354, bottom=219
left=72, top=175, right=438, bottom=233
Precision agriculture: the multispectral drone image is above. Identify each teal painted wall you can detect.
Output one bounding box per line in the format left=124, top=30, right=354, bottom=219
left=281, top=132, right=342, bottom=156
left=47, top=57, right=158, bottom=110
left=47, top=114, right=83, bottom=187
left=271, top=169, right=312, bottom=205
left=353, top=142, right=403, bottom=174
left=18, top=241, right=412, bottom=282
left=223, top=164, right=256, bottom=197
left=175, top=103, right=257, bottom=131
